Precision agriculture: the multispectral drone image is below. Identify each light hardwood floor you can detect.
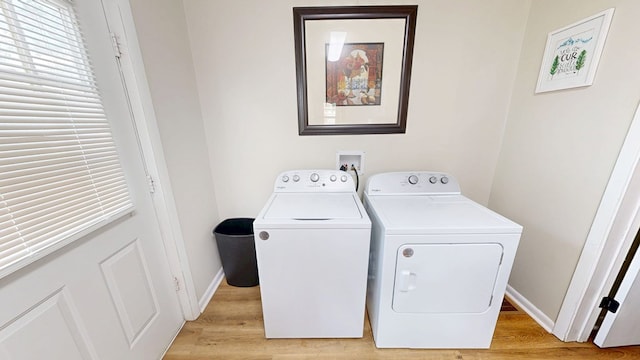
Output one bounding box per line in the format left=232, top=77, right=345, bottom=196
left=164, top=282, right=640, bottom=359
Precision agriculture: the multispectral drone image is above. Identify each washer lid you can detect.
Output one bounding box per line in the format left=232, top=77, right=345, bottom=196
left=264, top=193, right=364, bottom=220
left=367, top=195, right=521, bottom=234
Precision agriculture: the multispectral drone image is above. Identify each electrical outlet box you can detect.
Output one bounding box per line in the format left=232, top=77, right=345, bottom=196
left=336, top=151, right=365, bottom=174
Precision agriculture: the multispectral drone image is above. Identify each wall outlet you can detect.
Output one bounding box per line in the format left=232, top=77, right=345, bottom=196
left=336, top=151, right=365, bottom=174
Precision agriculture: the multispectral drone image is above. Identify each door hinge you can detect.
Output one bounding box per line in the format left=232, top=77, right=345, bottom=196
left=147, top=174, right=156, bottom=194
left=174, top=276, right=181, bottom=292
left=110, top=32, right=122, bottom=58
left=599, top=296, right=620, bottom=313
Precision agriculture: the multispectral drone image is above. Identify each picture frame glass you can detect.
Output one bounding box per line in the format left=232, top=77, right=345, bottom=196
left=305, top=19, right=405, bottom=126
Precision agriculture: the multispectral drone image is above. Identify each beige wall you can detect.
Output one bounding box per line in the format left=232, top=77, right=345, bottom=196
left=128, top=0, right=640, bottom=325
left=490, top=0, right=640, bottom=320
left=183, top=0, right=531, bottom=219
left=129, top=0, right=222, bottom=300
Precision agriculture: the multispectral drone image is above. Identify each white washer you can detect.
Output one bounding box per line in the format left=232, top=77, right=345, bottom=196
left=364, top=172, right=522, bottom=349
left=253, top=169, right=371, bottom=338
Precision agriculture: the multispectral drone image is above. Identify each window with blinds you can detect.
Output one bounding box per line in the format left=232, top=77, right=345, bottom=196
left=0, top=0, right=133, bottom=277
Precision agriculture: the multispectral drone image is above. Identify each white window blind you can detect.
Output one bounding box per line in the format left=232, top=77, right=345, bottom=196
left=0, top=0, right=133, bottom=276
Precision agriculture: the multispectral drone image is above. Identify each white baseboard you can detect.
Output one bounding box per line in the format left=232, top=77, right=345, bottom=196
left=506, top=284, right=555, bottom=333
left=199, top=268, right=225, bottom=313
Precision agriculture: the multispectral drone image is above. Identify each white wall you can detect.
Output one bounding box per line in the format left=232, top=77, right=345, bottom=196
left=490, top=0, right=640, bottom=321
left=183, top=0, right=531, bottom=219
left=128, top=0, right=222, bottom=301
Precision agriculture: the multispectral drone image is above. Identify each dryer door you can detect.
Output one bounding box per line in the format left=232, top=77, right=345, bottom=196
left=392, top=243, right=503, bottom=313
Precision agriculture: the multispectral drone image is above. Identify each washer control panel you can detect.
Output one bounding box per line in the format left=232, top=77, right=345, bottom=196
left=365, top=171, right=461, bottom=195
left=274, top=169, right=354, bottom=192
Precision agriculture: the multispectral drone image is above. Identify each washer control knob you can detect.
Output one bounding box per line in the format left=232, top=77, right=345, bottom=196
left=330, top=175, right=337, bottom=182
left=340, top=175, right=348, bottom=182
left=429, top=176, right=438, bottom=184
left=402, top=248, right=414, bottom=257
left=440, top=176, right=449, bottom=184
left=408, top=175, right=419, bottom=185
left=292, top=175, right=300, bottom=182
left=310, top=173, right=320, bottom=182
left=259, top=231, right=269, bottom=241
left=282, top=175, right=289, bottom=182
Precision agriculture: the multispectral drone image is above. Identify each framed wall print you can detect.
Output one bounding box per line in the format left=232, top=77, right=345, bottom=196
left=293, top=6, right=418, bottom=135
left=535, top=8, right=614, bottom=93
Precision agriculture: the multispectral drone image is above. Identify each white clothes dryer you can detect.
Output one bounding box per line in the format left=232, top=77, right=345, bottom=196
left=253, top=170, right=371, bottom=338
left=364, top=172, right=522, bottom=349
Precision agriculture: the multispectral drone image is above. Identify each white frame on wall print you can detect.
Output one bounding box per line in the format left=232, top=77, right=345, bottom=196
left=535, top=8, right=614, bottom=93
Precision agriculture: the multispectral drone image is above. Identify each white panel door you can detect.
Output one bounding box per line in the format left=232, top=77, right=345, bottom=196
left=594, top=247, right=640, bottom=348
left=0, top=0, right=183, bottom=358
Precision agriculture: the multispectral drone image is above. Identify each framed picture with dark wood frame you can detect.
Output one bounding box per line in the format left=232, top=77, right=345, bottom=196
left=293, top=5, right=418, bottom=135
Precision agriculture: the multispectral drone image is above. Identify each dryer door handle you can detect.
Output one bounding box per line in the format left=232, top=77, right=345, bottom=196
left=397, top=270, right=417, bottom=292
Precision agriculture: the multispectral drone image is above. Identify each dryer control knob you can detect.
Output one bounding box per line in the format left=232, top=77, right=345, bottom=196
left=429, top=176, right=438, bottom=184
left=340, top=175, right=348, bottom=182
left=259, top=231, right=269, bottom=241
left=293, top=175, right=300, bottom=182
left=440, top=176, right=449, bottom=184
left=281, top=175, right=289, bottom=182
left=408, top=175, right=419, bottom=185
left=330, top=175, right=337, bottom=182
left=310, top=173, right=320, bottom=182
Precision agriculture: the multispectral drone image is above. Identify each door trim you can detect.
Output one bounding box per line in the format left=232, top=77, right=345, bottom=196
left=553, top=101, right=640, bottom=342
left=99, top=0, right=200, bottom=320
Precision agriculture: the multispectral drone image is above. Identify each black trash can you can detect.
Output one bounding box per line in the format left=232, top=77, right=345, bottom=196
left=213, top=218, right=259, bottom=287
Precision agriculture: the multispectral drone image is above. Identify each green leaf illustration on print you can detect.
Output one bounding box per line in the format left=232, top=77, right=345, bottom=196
left=550, top=55, right=559, bottom=79
left=576, top=49, right=587, bottom=73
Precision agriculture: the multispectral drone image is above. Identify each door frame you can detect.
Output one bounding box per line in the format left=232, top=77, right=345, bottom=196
left=553, top=101, right=640, bottom=342
left=99, top=0, right=200, bottom=320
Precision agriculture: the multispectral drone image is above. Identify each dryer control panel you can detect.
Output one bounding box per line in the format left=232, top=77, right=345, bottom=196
left=274, top=169, right=355, bottom=192
left=365, top=171, right=461, bottom=195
